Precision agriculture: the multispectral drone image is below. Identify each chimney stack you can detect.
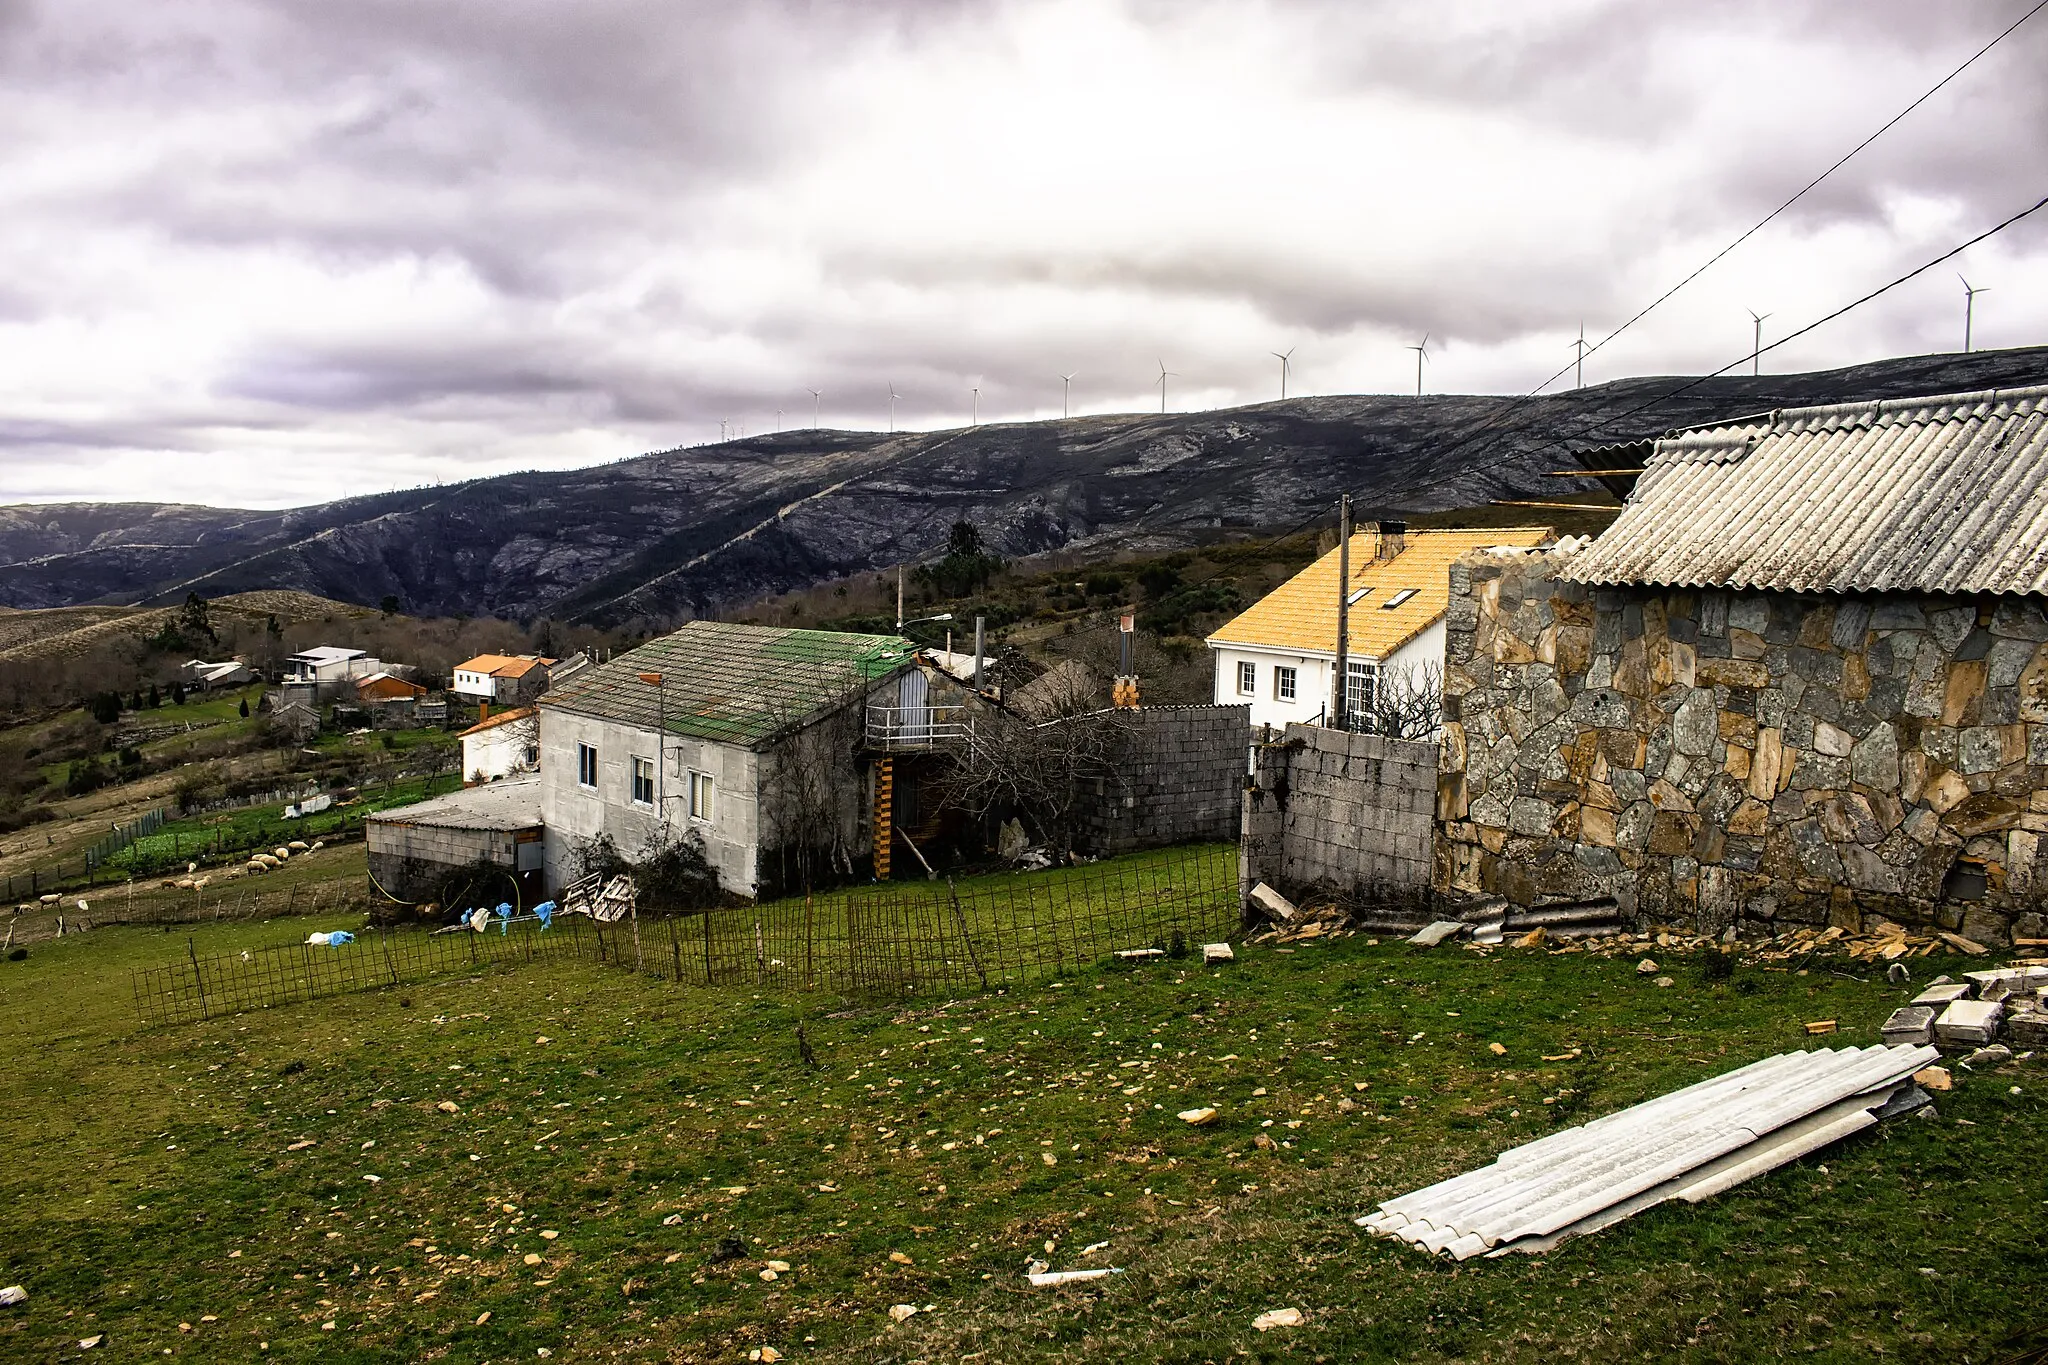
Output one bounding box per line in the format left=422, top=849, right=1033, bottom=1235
left=1375, top=519, right=1407, bottom=562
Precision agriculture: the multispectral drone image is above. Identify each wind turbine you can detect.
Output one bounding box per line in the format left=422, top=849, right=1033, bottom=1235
left=1156, top=359, right=1176, bottom=414
left=775, top=408, right=782, bottom=433
left=888, top=381, right=899, bottom=433
left=1271, top=347, right=1294, bottom=400
left=1406, top=335, right=1429, bottom=397
left=971, top=385, right=980, bottom=427
left=1572, top=324, right=1589, bottom=389
left=1960, top=274, right=1989, bottom=352
left=807, top=388, right=822, bottom=429
left=1059, top=372, right=1076, bottom=419
left=719, top=419, right=729, bottom=442
left=1748, top=310, right=1771, bottom=376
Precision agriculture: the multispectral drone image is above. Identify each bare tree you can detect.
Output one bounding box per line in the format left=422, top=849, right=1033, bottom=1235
left=1353, top=660, right=1443, bottom=741
left=946, top=696, right=1135, bottom=862
left=756, top=698, right=865, bottom=894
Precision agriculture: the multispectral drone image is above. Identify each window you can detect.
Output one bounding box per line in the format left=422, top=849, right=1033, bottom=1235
left=689, top=770, right=715, bottom=821
left=576, top=742, right=598, bottom=789
left=1382, top=587, right=1420, bottom=608
left=1235, top=661, right=1256, bottom=695
left=1345, top=660, right=1380, bottom=728
left=630, top=756, right=655, bottom=806
left=1346, top=586, right=1372, bottom=605
left=1274, top=666, right=1297, bottom=702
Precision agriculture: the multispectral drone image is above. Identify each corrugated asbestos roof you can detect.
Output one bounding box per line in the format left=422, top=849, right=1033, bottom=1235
left=1561, top=383, right=2048, bottom=595
left=1359, top=1044, right=1938, bottom=1260
left=541, top=621, right=915, bottom=748
left=1207, top=527, right=1554, bottom=658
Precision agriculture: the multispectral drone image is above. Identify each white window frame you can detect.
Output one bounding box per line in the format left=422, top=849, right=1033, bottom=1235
left=576, top=742, right=599, bottom=790
left=1235, top=660, right=1256, bottom=696
left=688, top=769, right=715, bottom=822
left=630, top=755, right=655, bottom=807
left=1382, top=587, right=1420, bottom=608
left=1274, top=666, right=1297, bottom=702
left=1345, top=659, right=1380, bottom=728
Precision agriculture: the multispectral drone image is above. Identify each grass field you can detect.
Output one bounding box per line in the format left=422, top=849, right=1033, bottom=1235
left=104, top=773, right=464, bottom=875
left=1, top=904, right=2043, bottom=1363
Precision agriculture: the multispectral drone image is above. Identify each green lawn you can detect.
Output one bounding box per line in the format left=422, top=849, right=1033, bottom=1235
left=0, top=907, right=2041, bottom=1363
left=104, top=775, right=464, bottom=875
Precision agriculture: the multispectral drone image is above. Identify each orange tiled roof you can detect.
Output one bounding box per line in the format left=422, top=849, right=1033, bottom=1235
left=1206, top=527, right=1553, bottom=659
left=458, top=705, right=537, bottom=737
left=455, top=653, right=545, bottom=678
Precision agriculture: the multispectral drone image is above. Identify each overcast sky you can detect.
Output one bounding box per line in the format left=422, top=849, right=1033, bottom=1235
left=3, top=0, right=2045, bottom=510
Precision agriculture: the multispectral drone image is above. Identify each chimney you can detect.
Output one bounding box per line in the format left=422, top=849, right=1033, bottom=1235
left=1375, top=519, right=1407, bottom=562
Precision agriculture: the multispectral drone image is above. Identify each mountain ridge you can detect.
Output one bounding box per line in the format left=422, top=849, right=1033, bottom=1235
left=6, top=346, right=2045, bottom=625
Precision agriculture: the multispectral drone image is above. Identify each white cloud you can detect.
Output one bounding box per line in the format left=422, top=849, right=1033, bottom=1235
left=1, top=0, right=2044, bottom=506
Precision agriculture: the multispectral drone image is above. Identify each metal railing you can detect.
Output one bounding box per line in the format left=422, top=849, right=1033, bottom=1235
left=864, top=703, right=972, bottom=749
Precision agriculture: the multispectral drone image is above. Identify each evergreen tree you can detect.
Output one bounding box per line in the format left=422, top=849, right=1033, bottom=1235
left=147, top=683, right=161, bottom=708
left=239, top=697, right=250, bottom=719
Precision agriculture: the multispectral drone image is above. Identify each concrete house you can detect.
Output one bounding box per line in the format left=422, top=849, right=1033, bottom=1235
left=1207, top=525, right=1552, bottom=732
left=460, top=705, right=539, bottom=784
left=452, top=654, right=553, bottom=708
left=181, top=658, right=252, bottom=690
left=1436, top=384, right=2048, bottom=946
left=538, top=622, right=918, bottom=899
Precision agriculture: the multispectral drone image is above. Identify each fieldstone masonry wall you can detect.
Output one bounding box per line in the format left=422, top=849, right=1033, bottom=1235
left=1436, top=547, right=2048, bottom=945
left=1076, top=704, right=1251, bottom=854
left=1241, top=723, right=1438, bottom=904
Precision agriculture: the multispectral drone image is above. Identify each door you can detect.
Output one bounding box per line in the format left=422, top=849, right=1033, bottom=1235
left=898, top=670, right=931, bottom=746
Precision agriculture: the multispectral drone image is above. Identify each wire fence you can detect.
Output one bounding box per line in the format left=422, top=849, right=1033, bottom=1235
left=128, top=843, right=1240, bottom=1025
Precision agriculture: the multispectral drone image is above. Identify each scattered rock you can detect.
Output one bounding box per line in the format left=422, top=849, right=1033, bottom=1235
left=1636, top=958, right=1659, bottom=975
left=708, top=1236, right=748, bottom=1264
left=79, top=1335, right=101, bottom=1349
left=888, top=1304, right=919, bottom=1324
left=1654, top=976, right=1674, bottom=988
left=1177, top=1107, right=1219, bottom=1126
left=765, top=1259, right=790, bottom=1272
left=437, top=1100, right=461, bottom=1114
left=523, top=1253, right=543, bottom=1266
left=1914, top=1066, right=1953, bottom=1092
left=0, top=1286, right=26, bottom=1308
left=1961, top=1044, right=2014, bottom=1070
left=1488, top=1042, right=1508, bottom=1056
left=1804, top=1020, right=1838, bottom=1036
left=889, top=1251, right=913, bottom=1265
left=1253, top=1308, right=1304, bottom=1331
left=1408, top=920, right=1468, bottom=948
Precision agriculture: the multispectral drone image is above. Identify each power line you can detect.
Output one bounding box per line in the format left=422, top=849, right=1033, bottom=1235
left=1527, top=0, right=2048, bottom=396
left=1384, top=188, right=2048, bottom=507
left=1365, top=1, right=2048, bottom=502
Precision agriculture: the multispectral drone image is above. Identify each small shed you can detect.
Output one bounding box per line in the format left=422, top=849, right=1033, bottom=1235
left=366, top=774, right=545, bottom=905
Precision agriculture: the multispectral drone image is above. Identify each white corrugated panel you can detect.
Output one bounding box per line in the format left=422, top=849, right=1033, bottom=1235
left=1560, top=384, right=2048, bottom=596
left=1358, top=1044, right=1938, bottom=1260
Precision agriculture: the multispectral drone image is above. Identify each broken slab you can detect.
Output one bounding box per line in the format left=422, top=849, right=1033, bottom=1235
left=1247, top=883, right=1297, bottom=923
left=1960, top=1044, right=2013, bottom=1070
left=1113, top=948, right=1165, bottom=961
left=1880, top=1006, right=1936, bottom=1047
left=1934, top=999, right=2004, bottom=1046
left=1911, top=982, right=1974, bottom=1007
left=1408, top=920, right=1469, bottom=948
left=2004, top=1010, right=2048, bottom=1047
left=1201, top=943, right=1234, bottom=964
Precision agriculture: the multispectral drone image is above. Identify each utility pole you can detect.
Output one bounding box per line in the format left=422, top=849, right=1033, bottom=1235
left=1332, top=494, right=1351, bottom=732
left=896, top=568, right=905, bottom=633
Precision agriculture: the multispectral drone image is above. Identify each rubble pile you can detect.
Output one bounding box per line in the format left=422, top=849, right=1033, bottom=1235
left=1878, top=965, right=2048, bottom=1049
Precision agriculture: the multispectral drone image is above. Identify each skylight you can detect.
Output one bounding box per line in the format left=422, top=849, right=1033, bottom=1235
left=1382, top=588, right=1420, bottom=608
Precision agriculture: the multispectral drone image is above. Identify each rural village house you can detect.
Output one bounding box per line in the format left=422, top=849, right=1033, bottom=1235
left=1208, top=525, right=1551, bottom=732
left=535, top=622, right=919, bottom=899
left=283, top=645, right=382, bottom=700
left=460, top=705, right=539, bottom=784
left=1435, top=383, right=2048, bottom=946
left=180, top=658, right=252, bottom=690
left=452, top=653, right=554, bottom=708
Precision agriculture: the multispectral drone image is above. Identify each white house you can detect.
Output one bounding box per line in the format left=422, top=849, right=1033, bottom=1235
left=537, top=622, right=917, bottom=899
left=285, top=646, right=379, bottom=686
left=181, top=658, right=252, bottom=690
left=459, top=706, right=540, bottom=784
left=1206, top=524, right=1552, bottom=732
left=452, top=654, right=553, bottom=707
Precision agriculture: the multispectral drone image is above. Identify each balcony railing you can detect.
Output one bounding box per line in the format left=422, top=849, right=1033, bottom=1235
left=865, top=703, right=972, bottom=750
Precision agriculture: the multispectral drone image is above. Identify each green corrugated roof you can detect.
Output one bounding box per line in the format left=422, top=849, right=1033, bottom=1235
left=539, top=621, right=915, bottom=748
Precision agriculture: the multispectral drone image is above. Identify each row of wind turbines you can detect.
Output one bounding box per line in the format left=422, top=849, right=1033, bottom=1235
left=714, top=277, right=1998, bottom=442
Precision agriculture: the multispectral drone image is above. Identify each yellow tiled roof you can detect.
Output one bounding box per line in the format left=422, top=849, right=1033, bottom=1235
left=1206, top=527, right=1553, bottom=658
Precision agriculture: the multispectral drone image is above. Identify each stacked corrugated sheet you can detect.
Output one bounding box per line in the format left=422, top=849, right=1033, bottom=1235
left=1358, top=1044, right=1939, bottom=1260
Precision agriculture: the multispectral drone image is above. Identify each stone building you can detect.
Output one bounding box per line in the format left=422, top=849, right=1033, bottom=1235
left=1436, top=384, right=2048, bottom=946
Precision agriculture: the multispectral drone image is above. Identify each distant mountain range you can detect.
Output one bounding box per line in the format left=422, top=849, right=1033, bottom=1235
left=5, top=347, right=2044, bottom=626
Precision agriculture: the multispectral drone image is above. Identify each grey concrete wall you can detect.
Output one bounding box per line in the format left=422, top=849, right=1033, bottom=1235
left=1437, top=546, right=2048, bottom=944
left=1240, top=723, right=1438, bottom=903
left=538, top=710, right=761, bottom=897
left=366, top=821, right=519, bottom=902
left=1075, top=705, right=1250, bottom=854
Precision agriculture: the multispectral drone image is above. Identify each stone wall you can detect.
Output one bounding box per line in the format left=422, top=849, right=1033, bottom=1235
left=1436, top=547, right=2048, bottom=945
left=1076, top=705, right=1251, bottom=854
left=1241, top=723, right=1438, bottom=905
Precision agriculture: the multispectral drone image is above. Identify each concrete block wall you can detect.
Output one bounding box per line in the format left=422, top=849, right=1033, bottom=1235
left=1075, top=705, right=1251, bottom=854
left=1240, top=723, right=1439, bottom=903
left=366, top=820, right=519, bottom=902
